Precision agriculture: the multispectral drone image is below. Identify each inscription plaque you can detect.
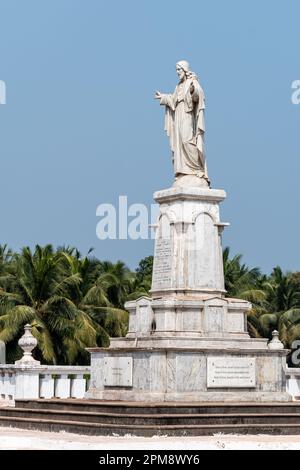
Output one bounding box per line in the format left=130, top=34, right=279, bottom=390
left=104, top=357, right=133, bottom=387
left=152, top=238, right=172, bottom=289
left=207, top=357, right=256, bottom=388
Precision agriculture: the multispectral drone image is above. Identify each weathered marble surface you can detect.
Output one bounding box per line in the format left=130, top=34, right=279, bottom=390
left=86, top=348, right=290, bottom=402
left=155, top=61, right=208, bottom=184
left=151, top=187, right=227, bottom=297
left=104, top=357, right=133, bottom=387
left=126, top=296, right=250, bottom=339
left=87, top=183, right=289, bottom=402
left=207, top=357, right=256, bottom=388
left=109, top=336, right=269, bottom=350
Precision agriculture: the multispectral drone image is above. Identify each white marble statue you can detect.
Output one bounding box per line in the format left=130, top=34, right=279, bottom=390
left=155, top=60, right=209, bottom=186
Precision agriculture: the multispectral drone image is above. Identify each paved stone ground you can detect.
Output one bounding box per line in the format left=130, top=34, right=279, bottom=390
left=0, top=427, right=300, bottom=449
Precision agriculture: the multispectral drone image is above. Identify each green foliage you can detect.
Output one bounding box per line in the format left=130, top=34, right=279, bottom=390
left=223, top=247, right=300, bottom=355
left=126, top=256, right=153, bottom=301
left=0, top=245, right=135, bottom=365
left=1, top=243, right=300, bottom=366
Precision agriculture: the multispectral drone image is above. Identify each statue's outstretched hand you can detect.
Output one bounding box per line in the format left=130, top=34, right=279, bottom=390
left=155, top=91, right=162, bottom=100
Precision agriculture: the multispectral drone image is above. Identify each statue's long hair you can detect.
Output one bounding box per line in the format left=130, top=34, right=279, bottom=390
left=186, top=70, right=198, bottom=81
left=176, top=61, right=198, bottom=82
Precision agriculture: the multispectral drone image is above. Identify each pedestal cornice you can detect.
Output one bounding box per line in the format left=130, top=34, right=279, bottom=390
left=154, top=187, right=227, bottom=204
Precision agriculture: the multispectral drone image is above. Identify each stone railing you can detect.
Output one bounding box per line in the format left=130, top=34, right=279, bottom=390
left=0, top=365, right=90, bottom=401
left=286, top=368, right=300, bottom=400
left=0, top=324, right=90, bottom=402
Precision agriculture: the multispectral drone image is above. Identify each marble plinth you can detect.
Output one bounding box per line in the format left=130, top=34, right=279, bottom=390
left=86, top=345, right=289, bottom=402
left=86, top=292, right=290, bottom=402
left=86, top=184, right=290, bottom=402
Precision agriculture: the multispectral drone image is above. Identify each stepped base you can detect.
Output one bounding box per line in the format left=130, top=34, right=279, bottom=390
left=1, top=399, right=300, bottom=436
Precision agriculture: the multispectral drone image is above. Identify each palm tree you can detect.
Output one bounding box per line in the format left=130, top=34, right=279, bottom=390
left=0, top=246, right=107, bottom=364
left=126, top=256, right=153, bottom=301
left=224, top=258, right=300, bottom=349
left=59, top=251, right=129, bottom=343
left=248, top=268, right=300, bottom=346
left=99, top=260, right=133, bottom=307
left=223, top=247, right=264, bottom=303
left=0, top=244, right=12, bottom=271
left=0, top=244, right=14, bottom=289
left=263, top=266, right=300, bottom=313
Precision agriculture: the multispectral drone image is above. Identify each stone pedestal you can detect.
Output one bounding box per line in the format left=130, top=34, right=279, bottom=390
left=87, top=184, right=290, bottom=402
left=151, top=186, right=227, bottom=298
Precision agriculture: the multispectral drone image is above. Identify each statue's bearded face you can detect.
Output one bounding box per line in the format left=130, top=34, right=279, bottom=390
left=176, top=66, right=186, bottom=82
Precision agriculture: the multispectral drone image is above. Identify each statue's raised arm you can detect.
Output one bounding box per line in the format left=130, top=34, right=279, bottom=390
left=155, top=60, right=209, bottom=187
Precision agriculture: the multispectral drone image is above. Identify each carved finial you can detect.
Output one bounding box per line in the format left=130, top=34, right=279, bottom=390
left=268, top=330, right=284, bottom=350
left=15, top=324, right=40, bottom=364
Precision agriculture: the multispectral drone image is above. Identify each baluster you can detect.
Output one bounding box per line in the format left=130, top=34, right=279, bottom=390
left=39, top=374, right=55, bottom=399
left=55, top=374, right=71, bottom=399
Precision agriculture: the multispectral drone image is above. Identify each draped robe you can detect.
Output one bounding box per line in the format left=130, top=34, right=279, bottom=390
left=160, top=78, right=208, bottom=181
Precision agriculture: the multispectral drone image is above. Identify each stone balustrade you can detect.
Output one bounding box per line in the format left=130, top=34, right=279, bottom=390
left=286, top=368, right=300, bottom=400
left=0, top=324, right=90, bottom=402
left=0, top=367, right=15, bottom=401
left=0, top=365, right=90, bottom=401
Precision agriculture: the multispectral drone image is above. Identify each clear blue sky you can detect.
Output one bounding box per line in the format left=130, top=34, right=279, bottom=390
left=0, top=0, right=299, bottom=274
